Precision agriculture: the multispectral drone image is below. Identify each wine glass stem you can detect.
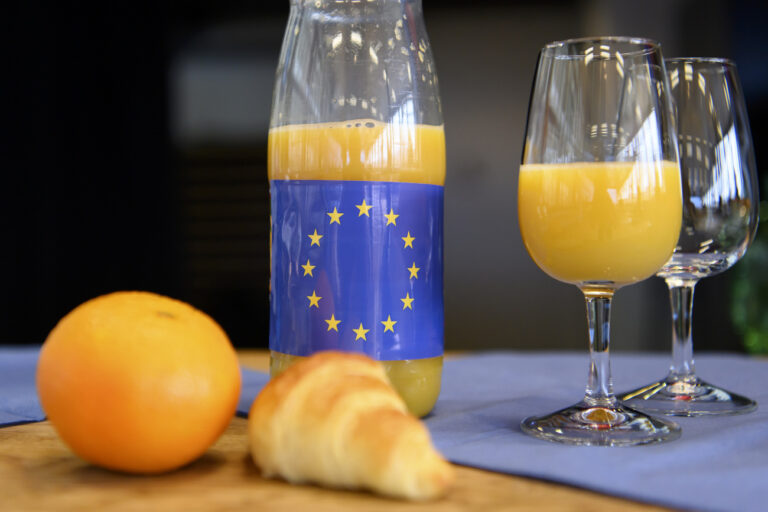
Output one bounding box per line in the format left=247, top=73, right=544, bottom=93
left=666, top=278, right=698, bottom=382
left=583, top=292, right=616, bottom=406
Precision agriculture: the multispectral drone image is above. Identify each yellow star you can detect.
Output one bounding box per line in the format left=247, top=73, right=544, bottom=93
left=306, top=290, right=322, bottom=308
left=327, top=207, right=344, bottom=224
left=352, top=323, right=369, bottom=341
left=401, top=293, right=414, bottom=310
left=325, top=314, right=340, bottom=332
left=355, top=199, right=373, bottom=217
left=301, top=259, right=315, bottom=277
left=308, top=229, right=323, bottom=246
left=384, top=208, right=399, bottom=226
left=381, top=315, right=397, bottom=333
left=408, top=262, right=420, bottom=279
left=401, top=231, right=415, bottom=249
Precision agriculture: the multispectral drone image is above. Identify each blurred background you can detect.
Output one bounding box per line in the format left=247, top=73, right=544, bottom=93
left=6, top=0, right=767, bottom=353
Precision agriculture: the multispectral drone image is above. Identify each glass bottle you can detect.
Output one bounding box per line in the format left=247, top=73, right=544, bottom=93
left=268, top=0, right=445, bottom=417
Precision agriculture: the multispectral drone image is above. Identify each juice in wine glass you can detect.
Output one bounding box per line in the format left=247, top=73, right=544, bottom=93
left=518, top=161, right=682, bottom=288
left=269, top=120, right=445, bottom=417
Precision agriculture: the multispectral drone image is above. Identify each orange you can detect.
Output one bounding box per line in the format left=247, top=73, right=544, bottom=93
left=36, top=291, right=241, bottom=474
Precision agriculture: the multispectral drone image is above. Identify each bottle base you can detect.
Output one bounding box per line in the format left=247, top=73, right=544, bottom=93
left=269, top=351, right=443, bottom=418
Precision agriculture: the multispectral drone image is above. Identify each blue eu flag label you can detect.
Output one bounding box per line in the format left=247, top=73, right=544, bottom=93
left=269, top=180, right=444, bottom=360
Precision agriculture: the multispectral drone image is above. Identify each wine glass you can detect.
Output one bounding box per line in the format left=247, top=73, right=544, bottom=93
left=518, top=37, right=682, bottom=445
left=620, top=58, right=760, bottom=416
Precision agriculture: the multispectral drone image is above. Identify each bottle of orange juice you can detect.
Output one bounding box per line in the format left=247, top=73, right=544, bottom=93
left=268, top=0, right=444, bottom=417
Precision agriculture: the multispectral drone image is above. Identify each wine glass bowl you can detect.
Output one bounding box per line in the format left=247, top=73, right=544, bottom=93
left=620, top=58, right=759, bottom=416
left=518, top=37, right=682, bottom=445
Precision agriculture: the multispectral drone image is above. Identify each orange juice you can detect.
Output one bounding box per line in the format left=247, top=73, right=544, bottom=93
left=269, top=120, right=445, bottom=417
left=518, top=161, right=682, bottom=288
left=268, top=120, right=445, bottom=184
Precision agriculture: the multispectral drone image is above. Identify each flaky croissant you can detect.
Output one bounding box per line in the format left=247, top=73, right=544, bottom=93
left=247, top=351, right=454, bottom=500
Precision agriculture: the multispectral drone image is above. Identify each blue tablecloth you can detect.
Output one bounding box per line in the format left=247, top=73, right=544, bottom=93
left=422, top=352, right=767, bottom=512
left=0, top=347, right=45, bottom=426
left=3, top=348, right=766, bottom=512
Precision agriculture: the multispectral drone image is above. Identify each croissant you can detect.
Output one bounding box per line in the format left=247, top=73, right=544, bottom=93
left=247, top=351, right=454, bottom=500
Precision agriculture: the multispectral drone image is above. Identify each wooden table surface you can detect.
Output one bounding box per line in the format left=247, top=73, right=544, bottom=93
left=0, top=351, right=669, bottom=512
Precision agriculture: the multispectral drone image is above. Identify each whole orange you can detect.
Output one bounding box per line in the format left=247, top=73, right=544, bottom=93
left=36, top=291, right=241, bottom=474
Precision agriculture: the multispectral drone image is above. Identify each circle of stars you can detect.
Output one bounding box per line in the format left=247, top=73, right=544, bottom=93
left=301, top=199, right=422, bottom=343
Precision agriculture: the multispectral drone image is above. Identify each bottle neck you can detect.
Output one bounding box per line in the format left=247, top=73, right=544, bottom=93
left=275, top=0, right=440, bottom=127
left=290, top=0, right=421, bottom=6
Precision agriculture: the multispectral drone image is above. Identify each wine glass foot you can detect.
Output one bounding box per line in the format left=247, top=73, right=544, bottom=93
left=620, top=377, right=757, bottom=416
left=521, top=400, right=681, bottom=446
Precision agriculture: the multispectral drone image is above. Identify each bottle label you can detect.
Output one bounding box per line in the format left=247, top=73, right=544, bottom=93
left=269, top=179, right=444, bottom=360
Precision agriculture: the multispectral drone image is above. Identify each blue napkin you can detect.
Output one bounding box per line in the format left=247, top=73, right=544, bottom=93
left=237, top=368, right=270, bottom=416
left=0, top=347, right=46, bottom=426
left=426, top=352, right=767, bottom=512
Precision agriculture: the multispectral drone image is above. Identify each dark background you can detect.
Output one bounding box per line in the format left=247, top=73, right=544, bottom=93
left=6, top=0, right=767, bottom=352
